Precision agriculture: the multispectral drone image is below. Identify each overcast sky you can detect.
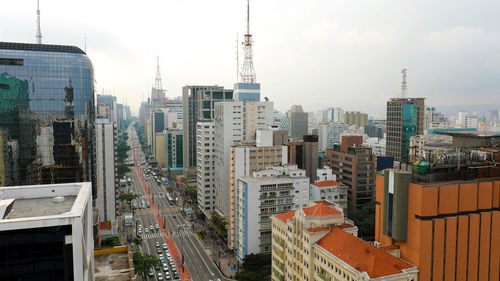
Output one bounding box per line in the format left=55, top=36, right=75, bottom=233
left=1, top=0, right=499, bottom=116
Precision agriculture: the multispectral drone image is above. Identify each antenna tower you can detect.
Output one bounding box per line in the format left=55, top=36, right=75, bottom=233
left=401, top=68, right=407, bottom=98
left=236, top=33, right=239, bottom=82
left=36, top=0, right=42, bottom=44
left=240, top=0, right=256, bottom=83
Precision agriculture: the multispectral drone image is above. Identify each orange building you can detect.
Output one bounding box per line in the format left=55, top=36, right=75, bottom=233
left=375, top=168, right=500, bottom=281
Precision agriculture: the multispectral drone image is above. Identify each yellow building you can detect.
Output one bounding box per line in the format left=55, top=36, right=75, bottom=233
left=155, top=132, right=166, bottom=167
left=271, top=201, right=418, bottom=281
left=146, top=118, right=152, bottom=146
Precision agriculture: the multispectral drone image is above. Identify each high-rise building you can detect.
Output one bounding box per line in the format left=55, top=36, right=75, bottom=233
left=0, top=182, right=95, bottom=280
left=375, top=131, right=500, bottom=281
left=288, top=135, right=319, bottom=183
left=322, top=136, right=376, bottom=211
left=0, top=42, right=96, bottom=196
left=289, top=105, right=308, bottom=141
left=386, top=97, right=425, bottom=163
left=271, top=201, right=419, bottom=281
left=235, top=165, right=309, bottom=260
left=344, top=111, right=368, bottom=127
left=214, top=101, right=244, bottom=217
left=138, top=101, right=151, bottom=127
left=196, top=121, right=216, bottom=215
left=182, top=85, right=232, bottom=170
left=96, top=94, right=118, bottom=123
left=95, top=120, right=117, bottom=236
left=234, top=82, right=260, bottom=102
left=244, top=101, right=273, bottom=140
left=318, top=122, right=349, bottom=151
left=227, top=131, right=288, bottom=250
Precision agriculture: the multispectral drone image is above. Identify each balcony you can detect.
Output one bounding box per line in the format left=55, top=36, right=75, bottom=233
left=317, top=270, right=329, bottom=281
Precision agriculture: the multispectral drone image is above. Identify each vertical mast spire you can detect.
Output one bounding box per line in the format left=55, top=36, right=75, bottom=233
left=36, top=0, right=42, bottom=44
left=240, top=0, right=256, bottom=83
left=401, top=69, right=407, bottom=98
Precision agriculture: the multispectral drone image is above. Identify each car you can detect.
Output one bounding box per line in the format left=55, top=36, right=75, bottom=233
left=157, top=248, right=162, bottom=254
left=169, top=260, right=174, bottom=266
left=162, top=243, right=168, bottom=250
left=145, top=228, right=149, bottom=233
left=138, top=228, right=142, bottom=234
left=156, top=241, right=160, bottom=247
left=162, top=265, right=169, bottom=272
left=165, top=272, right=171, bottom=280
left=146, top=201, right=151, bottom=208
left=159, top=254, right=164, bottom=259
left=155, top=224, right=160, bottom=230
left=173, top=272, right=179, bottom=279
left=150, top=225, right=154, bottom=231
left=155, top=264, right=160, bottom=271
left=148, top=269, right=154, bottom=277
left=161, top=262, right=168, bottom=269
left=166, top=253, right=171, bottom=259
left=157, top=273, right=164, bottom=281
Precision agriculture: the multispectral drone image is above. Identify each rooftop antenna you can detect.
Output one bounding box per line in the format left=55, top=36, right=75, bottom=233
left=401, top=68, right=407, bottom=98
left=36, top=0, right=42, bottom=44
left=240, top=0, right=256, bottom=83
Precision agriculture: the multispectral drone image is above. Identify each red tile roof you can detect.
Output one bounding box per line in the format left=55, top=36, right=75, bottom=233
left=273, top=210, right=295, bottom=224
left=335, top=223, right=355, bottom=229
left=302, top=202, right=341, bottom=217
left=312, top=180, right=343, bottom=187
left=306, top=226, right=331, bottom=233
left=315, top=228, right=413, bottom=278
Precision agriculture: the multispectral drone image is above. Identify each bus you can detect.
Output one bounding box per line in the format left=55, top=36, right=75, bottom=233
left=166, top=193, right=175, bottom=205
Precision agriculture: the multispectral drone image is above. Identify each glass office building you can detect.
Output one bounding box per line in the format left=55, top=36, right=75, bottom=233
left=0, top=42, right=95, bottom=196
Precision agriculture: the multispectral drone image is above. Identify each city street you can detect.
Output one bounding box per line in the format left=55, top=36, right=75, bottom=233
left=123, top=125, right=227, bottom=281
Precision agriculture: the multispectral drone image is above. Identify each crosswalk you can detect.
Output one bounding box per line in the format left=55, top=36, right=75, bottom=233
left=170, top=229, right=194, bottom=237
left=141, top=232, right=162, bottom=239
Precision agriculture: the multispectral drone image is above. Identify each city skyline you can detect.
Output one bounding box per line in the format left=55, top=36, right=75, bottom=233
left=1, top=0, right=500, bottom=116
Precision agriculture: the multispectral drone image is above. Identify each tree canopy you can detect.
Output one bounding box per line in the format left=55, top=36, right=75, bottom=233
left=209, top=212, right=228, bottom=236
left=235, top=253, right=271, bottom=281
left=132, top=252, right=160, bottom=280
left=348, top=201, right=376, bottom=239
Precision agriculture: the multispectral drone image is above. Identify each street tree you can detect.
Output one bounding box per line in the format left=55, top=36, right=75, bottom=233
left=132, top=252, right=160, bottom=280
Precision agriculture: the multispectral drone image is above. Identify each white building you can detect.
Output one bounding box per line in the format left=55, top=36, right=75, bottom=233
left=364, top=137, right=386, bottom=156
left=227, top=130, right=288, bottom=250
left=196, top=121, right=216, bottom=216
left=235, top=165, right=310, bottom=260
left=214, top=101, right=244, bottom=217
left=0, top=182, right=95, bottom=281
left=465, top=115, right=480, bottom=128
left=317, top=122, right=348, bottom=151
left=316, top=166, right=335, bottom=182
left=310, top=180, right=348, bottom=210
left=214, top=101, right=274, bottom=217
left=95, top=120, right=117, bottom=236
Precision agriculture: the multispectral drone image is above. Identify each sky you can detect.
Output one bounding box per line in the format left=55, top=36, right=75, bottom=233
left=1, top=0, right=500, bottom=116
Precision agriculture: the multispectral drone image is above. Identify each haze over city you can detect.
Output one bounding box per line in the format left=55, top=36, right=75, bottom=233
left=1, top=0, right=499, bottom=116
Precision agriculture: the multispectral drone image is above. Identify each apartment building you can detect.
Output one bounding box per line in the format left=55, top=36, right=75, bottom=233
left=235, top=165, right=310, bottom=260
left=271, top=201, right=418, bottom=281
left=196, top=121, right=216, bottom=216
left=310, top=180, right=348, bottom=210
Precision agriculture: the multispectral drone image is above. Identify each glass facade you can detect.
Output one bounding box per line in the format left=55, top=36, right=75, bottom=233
left=0, top=43, right=95, bottom=196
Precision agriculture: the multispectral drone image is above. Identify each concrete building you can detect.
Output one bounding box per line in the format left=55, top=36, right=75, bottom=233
left=288, top=135, right=319, bottom=183
left=465, top=115, right=480, bottom=128
left=364, top=137, right=386, bottom=156
left=214, top=101, right=244, bottom=217
left=344, top=111, right=368, bottom=127
left=322, top=136, right=376, bottom=211
left=233, top=82, right=260, bottom=102
left=0, top=182, right=95, bottom=281
left=386, top=97, right=425, bottom=163
left=182, top=85, right=233, bottom=170
left=155, top=132, right=167, bottom=166
left=310, top=180, right=348, bottom=209
left=196, top=122, right=216, bottom=215
left=271, top=201, right=418, bottom=281
left=244, top=101, right=274, bottom=141
left=375, top=131, right=500, bottom=281
left=289, top=105, right=309, bottom=141
left=316, top=166, right=335, bottom=182
left=235, top=165, right=310, bottom=260
left=317, top=122, right=349, bottom=151
left=95, top=120, right=117, bottom=236
left=227, top=132, right=288, bottom=250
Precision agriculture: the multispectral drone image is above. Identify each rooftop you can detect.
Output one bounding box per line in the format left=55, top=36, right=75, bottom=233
left=4, top=196, right=76, bottom=219
left=94, top=247, right=132, bottom=281
left=312, top=180, right=343, bottom=187
left=315, top=228, right=414, bottom=278
left=302, top=202, right=342, bottom=217
left=274, top=210, right=296, bottom=224
left=0, top=41, right=86, bottom=54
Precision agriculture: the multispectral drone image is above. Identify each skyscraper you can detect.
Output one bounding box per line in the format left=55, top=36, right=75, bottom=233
left=386, top=98, right=424, bottom=163
left=289, top=105, right=309, bottom=141
left=182, top=85, right=232, bottom=170
left=0, top=42, right=96, bottom=196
